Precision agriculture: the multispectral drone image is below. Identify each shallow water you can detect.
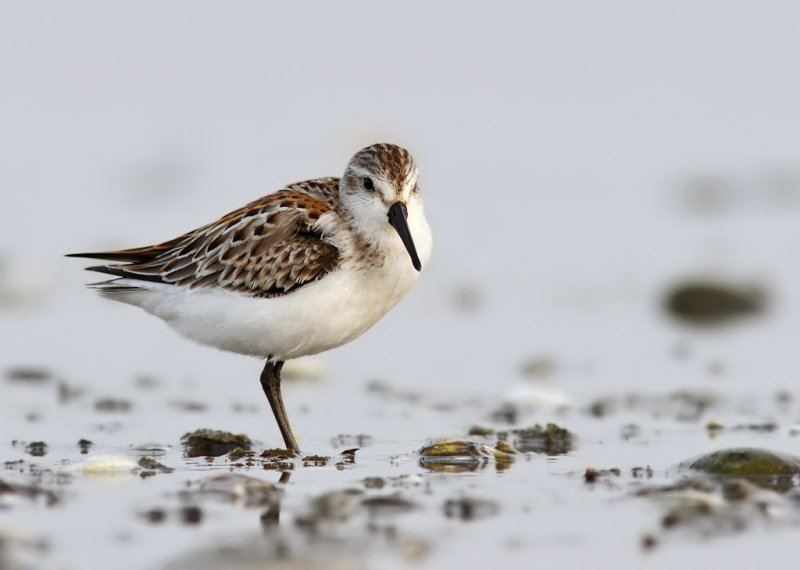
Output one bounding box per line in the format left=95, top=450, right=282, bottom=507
left=4, top=2, right=800, bottom=569
left=4, top=356, right=800, bottom=569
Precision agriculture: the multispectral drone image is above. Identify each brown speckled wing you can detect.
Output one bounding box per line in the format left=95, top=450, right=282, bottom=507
left=70, top=179, right=342, bottom=298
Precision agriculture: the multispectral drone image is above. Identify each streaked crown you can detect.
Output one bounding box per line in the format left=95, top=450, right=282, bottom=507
left=341, top=143, right=418, bottom=199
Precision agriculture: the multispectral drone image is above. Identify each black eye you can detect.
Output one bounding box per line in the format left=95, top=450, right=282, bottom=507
left=362, top=177, right=374, bottom=191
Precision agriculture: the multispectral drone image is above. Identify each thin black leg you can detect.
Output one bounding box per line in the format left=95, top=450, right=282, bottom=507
left=259, top=360, right=300, bottom=454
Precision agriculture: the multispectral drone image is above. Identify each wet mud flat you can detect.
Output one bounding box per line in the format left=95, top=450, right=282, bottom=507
left=3, top=361, right=800, bottom=570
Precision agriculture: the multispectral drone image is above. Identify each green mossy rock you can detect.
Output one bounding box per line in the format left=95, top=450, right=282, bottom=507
left=499, top=423, right=575, bottom=455
left=682, top=447, right=800, bottom=492
left=180, top=429, right=252, bottom=458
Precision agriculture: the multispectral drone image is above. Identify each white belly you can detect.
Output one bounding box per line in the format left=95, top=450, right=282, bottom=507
left=109, top=250, right=423, bottom=361
left=103, top=205, right=433, bottom=361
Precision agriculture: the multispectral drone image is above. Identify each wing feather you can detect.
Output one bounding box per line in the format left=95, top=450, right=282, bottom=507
left=69, top=183, right=342, bottom=298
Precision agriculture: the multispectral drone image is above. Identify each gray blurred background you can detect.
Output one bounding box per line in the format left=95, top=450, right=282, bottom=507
left=3, top=0, right=800, bottom=413
left=4, top=3, right=800, bottom=568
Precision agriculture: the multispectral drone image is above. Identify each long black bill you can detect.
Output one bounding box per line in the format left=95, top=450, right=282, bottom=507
left=387, top=201, right=422, bottom=271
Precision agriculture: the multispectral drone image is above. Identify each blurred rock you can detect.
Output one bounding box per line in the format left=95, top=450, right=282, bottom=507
left=467, top=425, right=495, bottom=437
left=498, top=423, right=575, bottom=455
left=129, top=443, right=171, bottom=456
left=24, top=442, right=47, bottom=457
left=489, top=402, right=518, bottom=424
left=0, top=477, right=61, bottom=506
left=260, top=448, right=297, bottom=471
left=303, top=488, right=364, bottom=523
left=161, top=532, right=365, bottom=570
left=361, top=495, right=418, bottom=516
left=94, top=398, right=133, bottom=413
left=181, top=429, right=252, bottom=458
left=663, top=279, right=766, bottom=326
left=681, top=447, right=800, bottom=492
left=5, top=367, right=52, bottom=384
left=179, top=505, right=204, bottom=525
left=74, top=455, right=138, bottom=477
left=331, top=434, right=372, bottom=449
left=361, top=477, right=385, bottom=490
left=636, top=475, right=789, bottom=542
left=443, top=496, right=499, bottom=521
left=140, top=507, right=167, bottom=524
left=193, top=473, right=281, bottom=508
left=302, top=455, right=330, bottom=467
left=519, top=355, right=557, bottom=379
left=365, top=380, right=420, bottom=402
left=584, top=468, right=621, bottom=483
left=419, top=441, right=488, bottom=471
left=169, top=400, right=207, bottom=412
left=669, top=390, right=717, bottom=421
left=586, top=397, right=616, bottom=418
left=137, top=456, right=174, bottom=475
left=58, top=381, right=84, bottom=404
left=418, top=440, right=512, bottom=473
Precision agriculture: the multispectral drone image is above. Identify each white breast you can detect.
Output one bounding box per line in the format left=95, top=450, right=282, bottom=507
left=111, top=210, right=432, bottom=361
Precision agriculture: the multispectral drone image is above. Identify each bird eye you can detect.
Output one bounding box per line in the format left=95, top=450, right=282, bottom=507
left=362, top=177, right=374, bottom=191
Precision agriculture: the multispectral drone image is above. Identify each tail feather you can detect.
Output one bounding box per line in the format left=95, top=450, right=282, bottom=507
left=67, top=248, right=173, bottom=292
left=65, top=237, right=184, bottom=264
left=84, top=265, right=166, bottom=284
left=87, top=282, right=144, bottom=293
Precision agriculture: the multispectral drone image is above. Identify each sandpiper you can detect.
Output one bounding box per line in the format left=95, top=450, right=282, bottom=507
left=69, top=143, right=432, bottom=453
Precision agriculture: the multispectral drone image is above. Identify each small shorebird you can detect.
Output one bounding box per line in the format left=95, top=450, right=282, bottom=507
left=69, top=143, right=431, bottom=453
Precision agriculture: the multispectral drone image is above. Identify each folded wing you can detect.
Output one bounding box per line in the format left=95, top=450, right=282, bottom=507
left=68, top=187, right=341, bottom=298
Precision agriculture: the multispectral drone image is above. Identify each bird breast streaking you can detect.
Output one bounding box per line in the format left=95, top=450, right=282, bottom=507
left=69, top=143, right=432, bottom=454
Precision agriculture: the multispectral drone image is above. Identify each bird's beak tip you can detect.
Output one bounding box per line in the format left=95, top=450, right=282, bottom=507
left=387, top=201, right=422, bottom=272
